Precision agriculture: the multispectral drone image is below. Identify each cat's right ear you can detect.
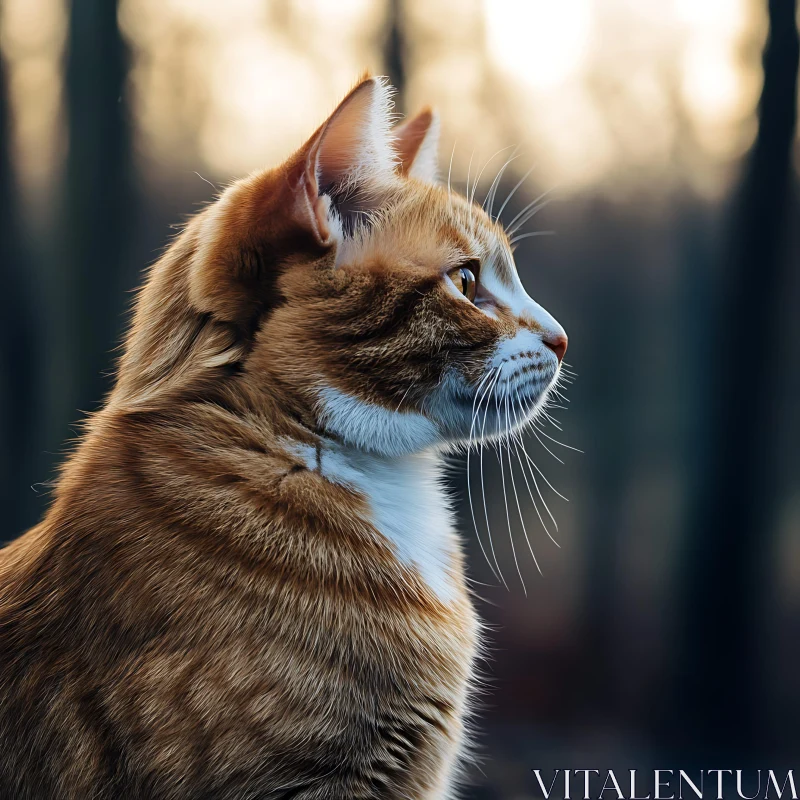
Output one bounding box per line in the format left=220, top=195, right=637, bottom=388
left=393, top=108, right=440, bottom=183
left=188, top=77, right=397, bottom=327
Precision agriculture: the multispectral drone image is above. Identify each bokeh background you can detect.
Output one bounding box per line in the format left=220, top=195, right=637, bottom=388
left=1, top=0, right=799, bottom=796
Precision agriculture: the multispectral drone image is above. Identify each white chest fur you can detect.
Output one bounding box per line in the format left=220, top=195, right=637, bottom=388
left=289, top=442, right=460, bottom=603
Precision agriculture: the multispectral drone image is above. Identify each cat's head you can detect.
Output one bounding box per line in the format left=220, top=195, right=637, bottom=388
left=124, top=76, right=567, bottom=457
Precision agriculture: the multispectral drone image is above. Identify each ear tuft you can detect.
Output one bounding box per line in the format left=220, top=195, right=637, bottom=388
left=393, top=107, right=440, bottom=184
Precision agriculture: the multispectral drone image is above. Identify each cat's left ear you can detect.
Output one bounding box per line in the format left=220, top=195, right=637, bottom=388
left=298, top=74, right=399, bottom=242
left=393, top=108, right=440, bottom=183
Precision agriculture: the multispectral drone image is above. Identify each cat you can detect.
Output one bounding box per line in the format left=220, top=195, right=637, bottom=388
left=0, top=75, right=567, bottom=799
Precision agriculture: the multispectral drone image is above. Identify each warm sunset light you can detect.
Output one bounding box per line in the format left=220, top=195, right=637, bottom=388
left=484, top=0, right=593, bottom=91
left=0, top=0, right=772, bottom=194
left=0, top=0, right=65, bottom=207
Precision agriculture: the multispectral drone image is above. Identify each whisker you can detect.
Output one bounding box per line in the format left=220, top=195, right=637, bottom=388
left=470, top=145, right=515, bottom=209
left=511, top=392, right=564, bottom=541
left=550, top=374, right=576, bottom=408
left=507, top=200, right=552, bottom=237
left=480, top=369, right=507, bottom=588
left=506, top=187, right=558, bottom=234
left=467, top=368, right=496, bottom=447
left=534, top=425, right=584, bottom=454
left=520, top=433, right=569, bottom=510
left=466, top=369, right=502, bottom=583
left=495, top=165, right=536, bottom=223
left=447, top=140, right=457, bottom=197
left=394, top=384, right=413, bottom=412
left=509, top=231, right=556, bottom=246
left=465, top=149, right=475, bottom=222
left=495, top=388, right=527, bottom=593
left=530, top=424, right=565, bottom=464
left=512, top=432, right=562, bottom=544
left=484, top=151, right=519, bottom=219
left=513, top=391, right=568, bottom=497
left=539, top=409, right=563, bottom=431
left=505, top=393, right=542, bottom=575
left=550, top=385, right=570, bottom=403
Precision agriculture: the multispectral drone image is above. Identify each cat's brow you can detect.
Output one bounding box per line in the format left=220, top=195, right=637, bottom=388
left=482, top=240, right=516, bottom=289
left=439, top=220, right=475, bottom=259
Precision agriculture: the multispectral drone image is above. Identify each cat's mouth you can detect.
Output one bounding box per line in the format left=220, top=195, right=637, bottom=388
left=453, top=360, right=559, bottom=408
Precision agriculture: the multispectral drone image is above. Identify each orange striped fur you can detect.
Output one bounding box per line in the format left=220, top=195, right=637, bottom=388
left=0, top=76, right=567, bottom=799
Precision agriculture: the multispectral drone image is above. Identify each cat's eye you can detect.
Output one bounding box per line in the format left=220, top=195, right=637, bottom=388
left=448, top=265, right=477, bottom=302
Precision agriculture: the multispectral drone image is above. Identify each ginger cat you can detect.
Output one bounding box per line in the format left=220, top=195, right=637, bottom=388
left=0, top=76, right=567, bottom=799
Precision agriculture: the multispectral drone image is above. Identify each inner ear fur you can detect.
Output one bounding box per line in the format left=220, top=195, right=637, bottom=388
left=187, top=75, right=398, bottom=328
left=393, top=108, right=440, bottom=183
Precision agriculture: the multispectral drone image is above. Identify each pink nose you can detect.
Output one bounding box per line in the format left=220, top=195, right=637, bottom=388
left=543, top=332, right=568, bottom=363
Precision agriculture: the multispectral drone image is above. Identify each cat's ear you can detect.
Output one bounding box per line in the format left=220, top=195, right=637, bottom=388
left=393, top=108, right=440, bottom=183
left=294, top=75, right=398, bottom=243
left=188, top=76, right=397, bottom=327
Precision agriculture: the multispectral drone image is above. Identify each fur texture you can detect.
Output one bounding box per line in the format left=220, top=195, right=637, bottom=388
left=0, top=76, right=567, bottom=799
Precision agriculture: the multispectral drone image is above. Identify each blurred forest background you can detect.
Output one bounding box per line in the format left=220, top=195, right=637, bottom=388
left=1, top=0, right=799, bottom=796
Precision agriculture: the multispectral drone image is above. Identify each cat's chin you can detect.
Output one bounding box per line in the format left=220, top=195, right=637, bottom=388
left=423, top=369, right=558, bottom=440
left=423, top=384, right=555, bottom=450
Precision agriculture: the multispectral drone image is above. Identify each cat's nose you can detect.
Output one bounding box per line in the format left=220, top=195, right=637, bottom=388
left=543, top=332, right=568, bottom=363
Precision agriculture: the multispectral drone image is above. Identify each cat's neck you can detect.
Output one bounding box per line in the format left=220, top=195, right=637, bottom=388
left=55, top=402, right=464, bottom=605
left=285, top=436, right=461, bottom=603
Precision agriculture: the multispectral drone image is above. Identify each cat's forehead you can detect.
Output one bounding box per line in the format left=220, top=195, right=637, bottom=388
left=355, top=182, right=518, bottom=283
left=445, top=191, right=517, bottom=281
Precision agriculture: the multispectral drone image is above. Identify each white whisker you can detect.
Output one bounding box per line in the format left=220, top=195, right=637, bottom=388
left=505, top=392, right=542, bottom=575
left=531, top=425, right=565, bottom=464
left=506, top=187, right=557, bottom=234
left=510, top=392, right=563, bottom=544
left=465, top=149, right=475, bottom=223
left=539, top=409, right=563, bottom=431
left=513, top=431, right=562, bottom=543
left=495, top=165, right=536, bottom=223
left=513, top=391, right=568, bottom=497
left=466, top=369, right=502, bottom=583
left=394, top=384, right=413, bottom=412
left=470, top=145, right=515, bottom=208
left=550, top=386, right=570, bottom=404
left=484, top=151, right=519, bottom=219
left=509, top=230, right=556, bottom=246
left=534, top=425, right=584, bottom=453
left=447, top=140, right=456, bottom=198
left=495, top=387, right=526, bottom=593
left=480, top=369, right=507, bottom=588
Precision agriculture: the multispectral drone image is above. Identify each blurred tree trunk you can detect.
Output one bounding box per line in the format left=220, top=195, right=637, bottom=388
left=578, top=234, right=641, bottom=720
left=670, top=0, right=798, bottom=758
left=0, top=50, right=41, bottom=542
left=61, top=0, right=133, bottom=421
left=385, top=0, right=406, bottom=111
